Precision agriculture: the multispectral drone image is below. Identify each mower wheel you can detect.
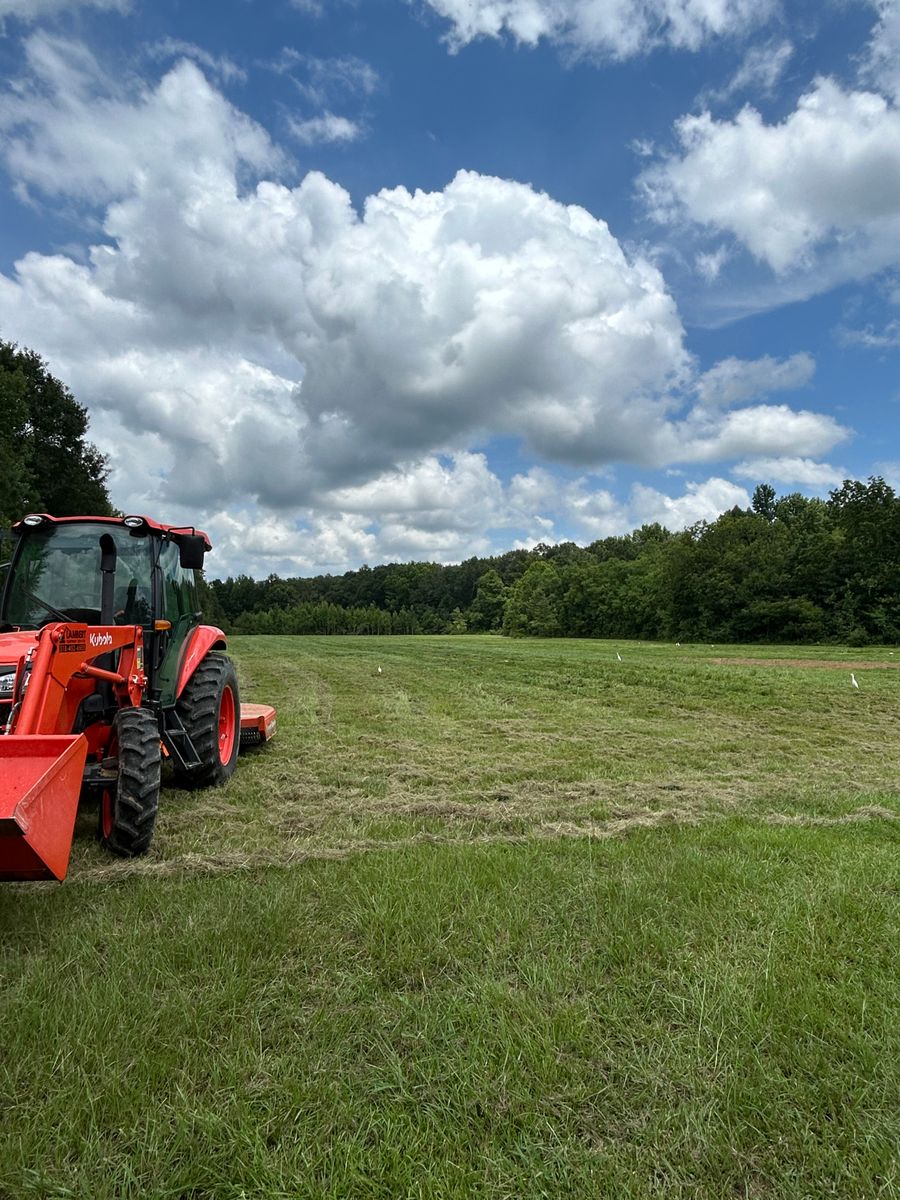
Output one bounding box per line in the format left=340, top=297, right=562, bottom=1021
left=173, top=652, right=240, bottom=789
left=99, top=707, right=161, bottom=858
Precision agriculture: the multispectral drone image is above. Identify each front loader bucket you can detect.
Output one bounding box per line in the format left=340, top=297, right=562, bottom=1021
left=0, top=736, right=88, bottom=881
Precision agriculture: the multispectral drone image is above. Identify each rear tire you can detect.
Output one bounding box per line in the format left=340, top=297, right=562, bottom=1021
left=173, top=652, right=240, bottom=789
left=99, top=707, right=161, bottom=858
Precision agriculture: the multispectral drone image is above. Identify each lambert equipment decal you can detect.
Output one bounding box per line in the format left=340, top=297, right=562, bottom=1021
left=57, top=625, right=87, bottom=653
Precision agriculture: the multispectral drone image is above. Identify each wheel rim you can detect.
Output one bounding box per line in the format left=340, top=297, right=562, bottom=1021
left=218, top=684, right=237, bottom=765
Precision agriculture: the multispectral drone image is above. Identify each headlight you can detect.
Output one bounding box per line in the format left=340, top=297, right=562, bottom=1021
left=0, top=670, right=14, bottom=698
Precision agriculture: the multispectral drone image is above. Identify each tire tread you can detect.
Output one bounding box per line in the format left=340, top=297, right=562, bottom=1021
left=102, top=707, right=161, bottom=858
left=173, top=652, right=240, bottom=789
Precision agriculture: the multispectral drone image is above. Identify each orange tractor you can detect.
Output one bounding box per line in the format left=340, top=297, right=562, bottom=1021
left=0, top=513, right=275, bottom=881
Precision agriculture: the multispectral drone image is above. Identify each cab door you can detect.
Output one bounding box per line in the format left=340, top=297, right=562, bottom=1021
left=153, top=537, right=202, bottom=708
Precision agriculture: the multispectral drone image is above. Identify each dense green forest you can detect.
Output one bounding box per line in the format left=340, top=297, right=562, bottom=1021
left=211, top=479, right=900, bottom=645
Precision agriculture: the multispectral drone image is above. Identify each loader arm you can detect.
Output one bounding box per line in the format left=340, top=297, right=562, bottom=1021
left=9, top=623, right=146, bottom=736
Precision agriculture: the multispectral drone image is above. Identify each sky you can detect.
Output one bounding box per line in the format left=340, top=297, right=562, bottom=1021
left=0, top=0, right=897, bottom=579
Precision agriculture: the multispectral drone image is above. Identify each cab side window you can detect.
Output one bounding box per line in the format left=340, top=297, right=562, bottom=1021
left=113, top=532, right=152, bottom=625
left=158, top=539, right=199, bottom=622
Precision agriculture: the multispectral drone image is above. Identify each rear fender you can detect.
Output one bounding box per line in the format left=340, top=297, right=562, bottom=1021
left=175, top=626, right=227, bottom=700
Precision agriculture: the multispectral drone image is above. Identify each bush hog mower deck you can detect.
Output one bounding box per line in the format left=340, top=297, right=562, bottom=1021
left=0, top=514, right=276, bottom=881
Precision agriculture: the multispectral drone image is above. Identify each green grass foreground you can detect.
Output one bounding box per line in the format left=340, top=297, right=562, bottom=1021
left=2, top=636, right=899, bottom=1198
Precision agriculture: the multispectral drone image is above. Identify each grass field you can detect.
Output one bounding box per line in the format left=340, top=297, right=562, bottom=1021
left=2, top=636, right=898, bottom=1198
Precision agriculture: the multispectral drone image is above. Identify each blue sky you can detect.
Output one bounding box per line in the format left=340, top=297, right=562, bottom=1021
left=0, top=0, right=897, bottom=577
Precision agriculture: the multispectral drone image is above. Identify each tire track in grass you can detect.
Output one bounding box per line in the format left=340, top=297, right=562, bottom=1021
left=58, top=803, right=898, bottom=885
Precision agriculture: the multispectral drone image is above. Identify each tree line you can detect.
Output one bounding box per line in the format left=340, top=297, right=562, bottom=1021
left=213, top=479, right=900, bottom=645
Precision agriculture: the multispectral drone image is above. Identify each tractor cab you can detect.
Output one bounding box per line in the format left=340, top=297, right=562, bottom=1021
left=0, top=514, right=207, bottom=713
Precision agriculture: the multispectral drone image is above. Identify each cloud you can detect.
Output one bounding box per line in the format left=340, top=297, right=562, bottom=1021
left=287, top=112, right=361, bottom=144
left=641, top=77, right=900, bottom=277
left=205, top=508, right=380, bottom=577
left=695, top=352, right=815, bottom=408
left=417, top=0, right=777, bottom=59
left=0, top=43, right=691, bottom=500
left=198, top=465, right=764, bottom=575
left=838, top=318, right=900, bottom=348
left=630, top=476, right=751, bottom=527
left=0, top=0, right=127, bottom=19
left=732, top=456, right=845, bottom=486
left=874, top=459, right=900, bottom=490
left=669, top=404, right=847, bottom=463
left=707, top=38, right=793, bottom=102
left=273, top=51, right=379, bottom=104
left=567, top=475, right=752, bottom=538
left=0, top=35, right=280, bottom=205
left=695, top=245, right=730, bottom=281
left=208, top=455, right=546, bottom=574
left=329, top=452, right=501, bottom=524
left=147, top=39, right=247, bottom=86
left=266, top=51, right=376, bottom=149
left=864, top=0, right=900, bottom=102
left=0, top=39, right=848, bottom=574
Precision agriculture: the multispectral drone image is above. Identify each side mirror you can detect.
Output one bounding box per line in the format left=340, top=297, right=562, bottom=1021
left=178, top=535, right=206, bottom=570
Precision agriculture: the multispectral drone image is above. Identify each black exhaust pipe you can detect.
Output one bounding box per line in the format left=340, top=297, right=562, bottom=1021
left=99, top=533, right=117, bottom=626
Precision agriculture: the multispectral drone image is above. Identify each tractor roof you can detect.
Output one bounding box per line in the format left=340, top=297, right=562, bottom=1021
left=13, top=513, right=213, bottom=550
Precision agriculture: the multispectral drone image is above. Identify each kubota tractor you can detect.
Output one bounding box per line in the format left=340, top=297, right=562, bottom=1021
left=0, top=513, right=276, bottom=881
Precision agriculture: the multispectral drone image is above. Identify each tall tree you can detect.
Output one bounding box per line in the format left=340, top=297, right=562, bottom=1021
left=751, top=483, right=777, bottom=521
left=468, top=569, right=507, bottom=632
left=0, top=340, right=113, bottom=521
left=502, top=560, right=563, bottom=637
left=0, top=356, right=35, bottom=529
left=828, top=477, right=900, bottom=641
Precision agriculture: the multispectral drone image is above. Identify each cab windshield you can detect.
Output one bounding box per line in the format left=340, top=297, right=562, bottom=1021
left=2, top=523, right=154, bottom=629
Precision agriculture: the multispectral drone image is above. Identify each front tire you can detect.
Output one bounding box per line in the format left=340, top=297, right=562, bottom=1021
left=99, top=707, right=161, bottom=858
left=173, top=652, right=240, bottom=789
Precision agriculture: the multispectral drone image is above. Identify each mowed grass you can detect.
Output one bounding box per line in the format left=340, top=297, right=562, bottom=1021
left=1, top=636, right=898, bottom=1198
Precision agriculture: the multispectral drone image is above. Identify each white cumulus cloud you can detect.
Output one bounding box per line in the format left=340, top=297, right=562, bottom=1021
left=565, top=475, right=752, bottom=538
left=630, top=476, right=751, bottom=527
left=641, top=76, right=900, bottom=277
left=0, top=44, right=690, bottom=503
left=0, top=36, right=280, bottom=204
left=732, top=456, right=846, bottom=487
left=669, top=405, right=847, bottom=463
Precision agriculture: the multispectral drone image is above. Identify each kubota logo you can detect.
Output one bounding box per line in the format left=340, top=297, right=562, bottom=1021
left=90, top=632, right=113, bottom=648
